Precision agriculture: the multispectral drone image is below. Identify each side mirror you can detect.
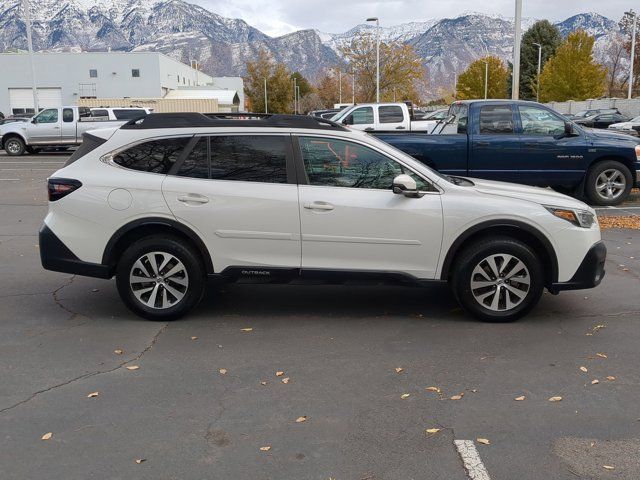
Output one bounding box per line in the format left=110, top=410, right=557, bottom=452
left=31, top=118, right=37, bottom=124
left=392, top=174, right=420, bottom=197
left=342, top=116, right=353, bottom=126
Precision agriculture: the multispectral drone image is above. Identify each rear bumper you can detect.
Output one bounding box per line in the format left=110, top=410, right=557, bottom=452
left=549, top=241, right=606, bottom=293
left=39, top=224, right=111, bottom=279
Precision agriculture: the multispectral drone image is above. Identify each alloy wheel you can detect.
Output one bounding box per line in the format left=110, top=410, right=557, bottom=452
left=595, top=168, right=626, bottom=201
left=470, top=253, right=531, bottom=312
left=5, top=140, right=21, bottom=155
left=129, top=251, right=189, bottom=309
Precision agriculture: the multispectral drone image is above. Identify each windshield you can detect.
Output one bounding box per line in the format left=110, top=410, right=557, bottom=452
left=573, top=111, right=589, bottom=118
left=631, top=116, right=640, bottom=123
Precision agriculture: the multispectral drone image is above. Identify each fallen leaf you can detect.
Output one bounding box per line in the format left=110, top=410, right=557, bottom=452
left=580, top=366, right=588, bottom=373
left=114, top=349, right=123, bottom=355
left=401, top=393, right=411, bottom=399
left=476, top=438, right=490, bottom=445
left=425, top=386, right=441, bottom=393
left=603, top=465, right=614, bottom=470
left=41, top=432, right=52, bottom=441
left=596, top=353, right=608, bottom=359
left=91, top=288, right=99, bottom=292
left=426, top=428, right=440, bottom=434
left=548, top=396, right=563, bottom=402
left=395, top=367, right=404, bottom=374
left=260, top=381, right=267, bottom=386
left=126, top=365, right=139, bottom=371
left=241, top=328, right=253, bottom=332
left=295, top=416, right=307, bottom=423
left=259, top=446, right=271, bottom=451
left=218, top=368, right=227, bottom=375
left=590, top=441, right=596, bottom=447
left=275, top=371, right=284, bottom=377
left=190, top=336, right=198, bottom=340
left=606, top=376, right=616, bottom=381
left=591, top=379, right=600, bottom=385
left=514, top=395, right=526, bottom=401
left=135, top=458, right=146, bottom=464
left=450, top=395, right=463, bottom=401
left=87, top=392, right=99, bottom=398
left=281, top=377, right=290, bottom=384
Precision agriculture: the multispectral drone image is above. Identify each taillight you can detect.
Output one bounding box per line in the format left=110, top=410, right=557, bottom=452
left=48, top=178, right=82, bottom=201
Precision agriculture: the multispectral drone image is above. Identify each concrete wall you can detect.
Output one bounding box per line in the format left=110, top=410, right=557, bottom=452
left=0, top=52, right=213, bottom=115
left=545, top=98, right=640, bottom=117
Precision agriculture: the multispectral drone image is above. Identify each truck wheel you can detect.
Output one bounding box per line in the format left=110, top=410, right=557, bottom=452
left=4, top=136, right=25, bottom=156
left=116, top=235, right=206, bottom=321
left=451, top=237, right=544, bottom=322
left=585, top=161, right=632, bottom=206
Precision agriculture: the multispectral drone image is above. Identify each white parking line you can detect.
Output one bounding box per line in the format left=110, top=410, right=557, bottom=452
left=0, top=178, right=20, bottom=181
left=0, top=161, right=65, bottom=164
left=454, top=440, right=492, bottom=480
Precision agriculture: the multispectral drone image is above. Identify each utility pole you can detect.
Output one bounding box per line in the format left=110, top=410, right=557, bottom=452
left=453, top=73, right=457, bottom=100
left=533, top=42, right=542, bottom=102
left=512, top=0, right=522, bottom=99
left=264, top=77, right=268, bottom=114
left=483, top=61, right=489, bottom=99
left=293, top=77, right=297, bottom=114
left=629, top=11, right=637, bottom=99
left=22, top=0, right=38, bottom=113
left=338, top=69, right=342, bottom=104
left=352, top=70, right=355, bottom=104
left=296, top=85, right=300, bottom=113
left=366, top=17, right=380, bottom=102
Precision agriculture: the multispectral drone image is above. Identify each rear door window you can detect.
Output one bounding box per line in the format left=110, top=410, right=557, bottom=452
left=113, top=137, right=190, bottom=174
left=209, top=136, right=288, bottom=183
left=479, top=105, right=514, bottom=134
left=378, top=106, right=404, bottom=123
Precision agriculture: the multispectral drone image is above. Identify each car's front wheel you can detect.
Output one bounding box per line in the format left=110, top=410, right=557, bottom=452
left=116, top=236, right=206, bottom=320
left=452, top=237, right=544, bottom=322
left=4, top=136, right=25, bottom=156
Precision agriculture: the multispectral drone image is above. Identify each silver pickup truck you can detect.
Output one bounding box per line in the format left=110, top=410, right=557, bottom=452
left=0, top=106, right=131, bottom=156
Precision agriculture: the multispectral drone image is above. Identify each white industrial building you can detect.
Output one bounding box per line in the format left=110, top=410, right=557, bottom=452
left=0, top=52, right=243, bottom=115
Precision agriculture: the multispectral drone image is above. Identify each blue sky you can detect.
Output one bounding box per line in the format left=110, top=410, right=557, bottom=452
left=197, top=0, right=633, bottom=36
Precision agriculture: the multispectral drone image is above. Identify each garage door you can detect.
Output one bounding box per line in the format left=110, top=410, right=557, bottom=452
left=9, top=88, right=62, bottom=114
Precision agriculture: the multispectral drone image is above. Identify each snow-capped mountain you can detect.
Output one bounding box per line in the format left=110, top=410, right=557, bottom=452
left=0, top=0, right=622, bottom=96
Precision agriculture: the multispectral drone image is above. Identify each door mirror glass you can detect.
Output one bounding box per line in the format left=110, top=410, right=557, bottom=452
left=342, top=115, right=353, bottom=126
left=392, top=174, right=420, bottom=197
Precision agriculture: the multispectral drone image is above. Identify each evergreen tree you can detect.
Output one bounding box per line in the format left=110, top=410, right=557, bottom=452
left=538, top=30, right=606, bottom=102
left=457, top=56, right=509, bottom=100
left=519, top=20, right=562, bottom=100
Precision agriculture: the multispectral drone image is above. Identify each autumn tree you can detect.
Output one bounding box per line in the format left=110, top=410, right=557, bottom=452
left=244, top=50, right=294, bottom=113
left=340, top=35, right=427, bottom=103
left=456, top=56, right=509, bottom=100
left=619, top=10, right=640, bottom=96
left=602, top=32, right=628, bottom=97
left=315, top=72, right=340, bottom=107
left=538, top=30, right=606, bottom=102
left=519, top=20, right=562, bottom=100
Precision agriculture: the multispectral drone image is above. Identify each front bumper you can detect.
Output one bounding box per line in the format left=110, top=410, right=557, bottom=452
left=39, top=224, right=111, bottom=279
left=549, top=241, right=606, bottom=293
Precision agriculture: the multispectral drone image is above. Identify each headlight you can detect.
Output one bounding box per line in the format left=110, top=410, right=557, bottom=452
left=635, top=145, right=640, bottom=161
left=545, top=206, right=596, bottom=228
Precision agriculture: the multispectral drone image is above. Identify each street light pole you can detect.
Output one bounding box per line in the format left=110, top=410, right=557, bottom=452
left=22, top=0, right=38, bottom=113
left=296, top=85, right=300, bottom=113
left=629, top=11, right=637, bottom=99
left=366, top=17, right=380, bottom=103
left=483, top=61, right=489, bottom=99
left=512, top=0, right=523, bottom=99
left=338, top=69, right=342, bottom=104
left=352, top=70, right=355, bottom=104
left=533, top=42, right=542, bottom=102
left=293, top=77, right=297, bottom=114
left=264, top=77, right=268, bottom=114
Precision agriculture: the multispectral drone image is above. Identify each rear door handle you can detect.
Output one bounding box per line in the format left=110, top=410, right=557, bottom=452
left=304, top=201, right=334, bottom=211
left=395, top=126, right=406, bottom=130
left=177, top=193, right=209, bottom=204
left=475, top=141, right=490, bottom=146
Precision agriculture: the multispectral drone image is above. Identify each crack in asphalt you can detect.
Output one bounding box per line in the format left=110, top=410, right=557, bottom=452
left=52, top=275, right=78, bottom=317
left=0, top=323, right=168, bottom=415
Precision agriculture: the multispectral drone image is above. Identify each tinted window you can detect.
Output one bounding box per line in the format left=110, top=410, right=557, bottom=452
left=113, top=109, right=147, bottom=120
left=210, top=136, right=287, bottom=183
left=89, top=69, right=97, bottom=78
left=518, top=105, right=565, bottom=136
left=350, top=107, right=374, bottom=125
left=177, top=138, right=208, bottom=179
left=35, top=109, right=58, bottom=124
left=299, top=136, right=430, bottom=190
left=132, top=69, right=140, bottom=78
left=113, top=137, right=190, bottom=174
left=62, top=108, right=74, bottom=123
left=479, top=105, right=514, bottom=134
left=379, top=106, right=404, bottom=123
left=92, top=109, right=109, bottom=117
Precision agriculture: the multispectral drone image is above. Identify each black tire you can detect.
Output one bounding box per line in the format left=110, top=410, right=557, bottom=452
left=116, top=235, right=206, bottom=321
left=25, top=146, right=40, bottom=155
left=451, top=236, right=544, bottom=322
left=585, top=160, right=633, bottom=206
left=4, top=136, right=25, bottom=156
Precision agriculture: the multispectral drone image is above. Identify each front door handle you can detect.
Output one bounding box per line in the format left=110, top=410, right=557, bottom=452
left=395, top=126, right=406, bottom=130
left=304, top=201, right=334, bottom=211
left=177, top=193, right=209, bottom=204
left=475, top=141, right=490, bottom=146
left=364, top=127, right=375, bottom=132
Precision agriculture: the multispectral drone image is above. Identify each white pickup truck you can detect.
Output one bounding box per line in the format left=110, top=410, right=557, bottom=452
left=0, top=106, right=129, bottom=156
left=330, top=102, right=441, bottom=133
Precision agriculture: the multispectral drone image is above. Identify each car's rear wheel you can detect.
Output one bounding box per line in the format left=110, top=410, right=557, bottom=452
left=4, top=136, right=25, bottom=156
left=585, top=160, right=632, bottom=206
left=452, top=237, right=544, bottom=322
left=116, top=236, right=206, bottom=320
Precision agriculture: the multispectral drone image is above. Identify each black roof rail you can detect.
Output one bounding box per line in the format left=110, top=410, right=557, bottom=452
left=121, top=112, right=349, bottom=131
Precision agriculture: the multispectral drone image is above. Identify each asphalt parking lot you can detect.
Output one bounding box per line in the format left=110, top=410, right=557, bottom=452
left=1, top=152, right=639, bottom=480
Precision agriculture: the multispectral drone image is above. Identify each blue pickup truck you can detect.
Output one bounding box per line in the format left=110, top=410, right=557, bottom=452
left=375, top=100, right=640, bottom=206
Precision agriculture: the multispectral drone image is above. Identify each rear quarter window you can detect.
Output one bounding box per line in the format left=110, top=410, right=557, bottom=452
left=112, top=137, right=190, bottom=174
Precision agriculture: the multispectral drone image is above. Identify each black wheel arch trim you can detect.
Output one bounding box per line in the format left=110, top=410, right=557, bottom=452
left=102, top=217, right=214, bottom=275
left=439, top=219, right=559, bottom=284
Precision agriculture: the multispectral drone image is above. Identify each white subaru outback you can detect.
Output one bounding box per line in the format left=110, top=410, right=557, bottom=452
left=39, top=113, right=606, bottom=322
